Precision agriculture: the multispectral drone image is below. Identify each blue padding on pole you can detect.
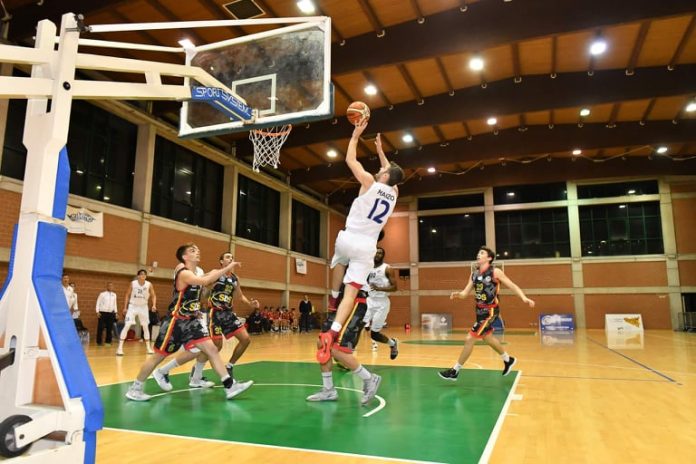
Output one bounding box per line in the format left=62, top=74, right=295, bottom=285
left=31, top=222, right=103, bottom=463
left=52, top=147, right=70, bottom=220
left=0, top=225, right=17, bottom=301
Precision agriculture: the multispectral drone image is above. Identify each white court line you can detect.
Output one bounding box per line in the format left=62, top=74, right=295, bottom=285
left=102, top=427, right=446, bottom=464
left=478, top=370, right=523, bottom=464
left=146, top=382, right=386, bottom=418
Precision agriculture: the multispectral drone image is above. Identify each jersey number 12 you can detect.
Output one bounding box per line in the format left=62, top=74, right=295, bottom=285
left=367, top=199, right=390, bottom=224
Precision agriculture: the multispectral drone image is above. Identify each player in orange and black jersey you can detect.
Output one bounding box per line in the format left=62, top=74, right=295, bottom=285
left=438, top=246, right=535, bottom=381
left=125, top=243, right=253, bottom=401
left=200, top=252, right=259, bottom=382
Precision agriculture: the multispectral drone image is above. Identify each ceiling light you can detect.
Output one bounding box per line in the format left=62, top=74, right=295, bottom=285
left=296, top=0, right=316, bottom=14
left=627, top=189, right=636, bottom=194
left=589, top=39, right=607, bottom=56
left=469, top=56, right=484, bottom=71
left=103, top=196, right=110, bottom=201
left=486, top=117, right=497, bottom=126
left=572, top=149, right=582, bottom=155
left=178, top=39, right=195, bottom=49
left=402, top=134, right=414, bottom=143
left=580, top=108, right=591, bottom=117
left=686, top=102, right=696, bottom=112
left=427, top=167, right=436, bottom=173
left=327, top=149, right=337, bottom=158
left=364, top=84, right=377, bottom=95
left=656, top=146, right=668, bottom=154
left=506, top=192, right=515, bottom=197
left=619, top=204, right=626, bottom=209
left=431, top=228, right=437, bottom=234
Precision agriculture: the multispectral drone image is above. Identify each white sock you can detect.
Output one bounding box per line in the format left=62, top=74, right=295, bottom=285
left=353, top=365, right=372, bottom=381
left=159, top=359, right=180, bottom=375
left=453, top=363, right=462, bottom=372
left=330, top=321, right=343, bottom=332
left=117, top=340, right=124, bottom=350
left=331, top=290, right=340, bottom=299
left=388, top=338, right=396, bottom=347
left=501, top=353, right=510, bottom=362
left=192, top=361, right=206, bottom=381
left=133, top=380, right=143, bottom=389
left=145, top=340, right=152, bottom=350
left=226, top=363, right=234, bottom=370
left=321, top=372, right=334, bottom=389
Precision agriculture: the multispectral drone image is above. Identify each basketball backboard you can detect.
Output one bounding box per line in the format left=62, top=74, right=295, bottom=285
left=179, top=18, right=333, bottom=138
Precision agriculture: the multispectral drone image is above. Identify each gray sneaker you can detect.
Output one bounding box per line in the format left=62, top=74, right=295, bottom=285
left=361, top=374, right=382, bottom=405
left=225, top=380, right=254, bottom=400
left=125, top=385, right=151, bottom=402
left=152, top=369, right=173, bottom=392
left=189, top=377, right=215, bottom=389
left=306, top=387, right=338, bottom=402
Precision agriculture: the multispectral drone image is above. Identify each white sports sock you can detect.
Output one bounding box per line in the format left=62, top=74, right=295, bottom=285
left=159, top=359, right=180, bottom=375
left=388, top=338, right=396, bottom=347
left=501, top=353, right=510, bottom=362
left=330, top=321, right=343, bottom=332
left=133, top=380, right=143, bottom=389
left=192, top=361, right=206, bottom=380
left=353, top=365, right=372, bottom=381
left=331, top=290, right=340, bottom=299
left=321, top=372, right=334, bottom=389
left=453, top=363, right=462, bottom=372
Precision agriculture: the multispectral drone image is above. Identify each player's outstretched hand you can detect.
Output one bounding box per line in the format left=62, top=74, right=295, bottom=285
left=523, top=297, right=535, bottom=308
left=450, top=291, right=460, bottom=300
left=375, top=133, right=384, bottom=154
left=352, top=119, right=368, bottom=139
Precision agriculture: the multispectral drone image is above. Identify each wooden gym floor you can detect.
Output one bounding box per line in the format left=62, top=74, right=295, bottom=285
left=89, top=328, right=696, bottom=463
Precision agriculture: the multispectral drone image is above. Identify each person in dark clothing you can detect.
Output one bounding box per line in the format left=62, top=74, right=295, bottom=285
left=299, top=294, right=313, bottom=332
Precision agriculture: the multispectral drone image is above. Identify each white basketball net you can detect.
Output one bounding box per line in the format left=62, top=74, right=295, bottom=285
left=249, top=124, right=292, bottom=172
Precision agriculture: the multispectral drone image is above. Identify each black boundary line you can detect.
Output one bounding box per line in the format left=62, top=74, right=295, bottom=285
left=586, top=337, right=681, bottom=385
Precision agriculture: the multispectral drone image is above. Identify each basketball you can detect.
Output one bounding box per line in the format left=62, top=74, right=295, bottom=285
left=346, top=101, right=370, bottom=125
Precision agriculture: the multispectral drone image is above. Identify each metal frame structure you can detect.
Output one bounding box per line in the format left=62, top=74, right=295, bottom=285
left=0, top=12, right=330, bottom=462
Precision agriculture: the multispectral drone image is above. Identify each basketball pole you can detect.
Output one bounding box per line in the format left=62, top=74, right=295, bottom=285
left=0, top=14, right=99, bottom=462
left=0, top=12, right=272, bottom=462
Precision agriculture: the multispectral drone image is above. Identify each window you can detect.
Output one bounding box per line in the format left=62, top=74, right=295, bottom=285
left=579, top=202, right=663, bottom=256
left=1, top=98, right=28, bottom=180
left=494, top=182, right=567, bottom=204
left=418, top=193, right=484, bottom=210
left=495, top=208, right=570, bottom=259
left=577, top=180, right=658, bottom=199
left=67, top=101, right=137, bottom=207
left=151, top=137, right=223, bottom=231
left=418, top=213, right=485, bottom=262
left=1, top=99, right=137, bottom=207
left=236, top=174, right=279, bottom=246
left=292, top=200, right=320, bottom=257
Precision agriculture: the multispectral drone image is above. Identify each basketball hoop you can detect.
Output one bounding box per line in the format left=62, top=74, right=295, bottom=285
left=249, top=124, right=292, bottom=172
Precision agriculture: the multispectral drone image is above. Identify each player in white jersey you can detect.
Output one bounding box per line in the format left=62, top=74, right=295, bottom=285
left=117, top=269, right=157, bottom=356
left=309, top=120, right=404, bottom=405
left=363, top=247, right=399, bottom=359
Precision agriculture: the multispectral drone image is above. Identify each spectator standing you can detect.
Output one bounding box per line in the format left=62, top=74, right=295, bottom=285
left=299, top=295, right=312, bottom=332
left=96, top=282, right=118, bottom=346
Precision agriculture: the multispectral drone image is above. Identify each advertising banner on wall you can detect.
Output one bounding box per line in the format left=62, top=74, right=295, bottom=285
left=539, top=314, right=575, bottom=332
left=421, top=313, right=452, bottom=331
left=65, top=206, right=103, bottom=237
left=605, top=314, right=644, bottom=333
left=295, top=258, right=307, bottom=275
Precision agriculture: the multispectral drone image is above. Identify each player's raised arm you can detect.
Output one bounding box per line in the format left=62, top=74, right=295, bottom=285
left=346, top=120, right=375, bottom=191
left=375, top=133, right=390, bottom=170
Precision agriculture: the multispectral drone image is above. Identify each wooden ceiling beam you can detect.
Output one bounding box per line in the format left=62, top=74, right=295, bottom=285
left=332, top=0, right=696, bottom=74
left=396, top=64, right=424, bottom=104
left=626, top=21, right=651, bottom=75
left=144, top=0, right=205, bottom=46
left=284, top=65, right=696, bottom=147
left=668, top=13, right=696, bottom=69
left=356, top=0, right=385, bottom=37
left=289, top=120, right=696, bottom=184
